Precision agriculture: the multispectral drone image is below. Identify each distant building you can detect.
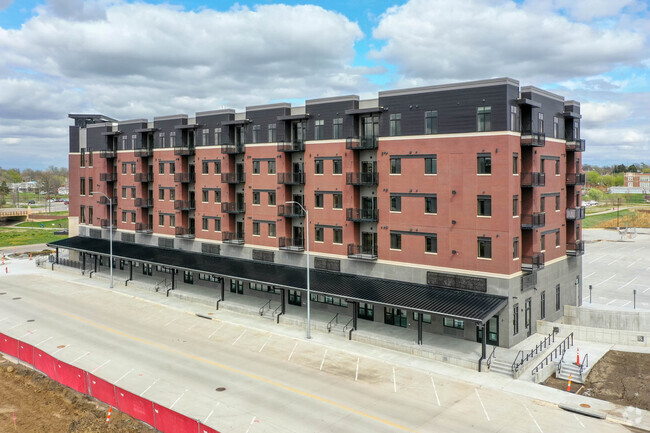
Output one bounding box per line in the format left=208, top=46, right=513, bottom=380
left=10, top=181, right=39, bottom=193
left=624, top=172, right=650, bottom=192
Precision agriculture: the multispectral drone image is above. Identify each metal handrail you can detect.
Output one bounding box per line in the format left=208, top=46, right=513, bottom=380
left=343, top=317, right=354, bottom=333
left=486, top=346, right=497, bottom=369
left=154, top=278, right=168, bottom=293
left=327, top=313, right=339, bottom=333
left=531, top=332, right=573, bottom=376
left=513, top=332, right=556, bottom=372
left=579, top=353, right=589, bottom=378
left=272, top=303, right=282, bottom=317
left=259, top=299, right=272, bottom=316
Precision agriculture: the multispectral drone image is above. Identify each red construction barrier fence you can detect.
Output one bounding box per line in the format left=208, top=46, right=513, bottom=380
left=88, top=373, right=117, bottom=407
left=199, top=423, right=221, bottom=433
left=0, top=333, right=19, bottom=358
left=33, top=348, right=58, bottom=380
left=55, top=361, right=88, bottom=394
left=18, top=342, right=34, bottom=365
left=115, top=386, right=156, bottom=427
left=153, top=403, right=200, bottom=433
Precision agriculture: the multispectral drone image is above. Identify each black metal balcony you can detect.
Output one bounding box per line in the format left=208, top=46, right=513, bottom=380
left=566, top=240, right=585, bottom=256
left=221, top=202, right=245, bottom=214
left=175, top=226, right=195, bottom=239
left=277, top=172, right=305, bottom=185
left=100, top=219, right=115, bottom=229
left=97, top=196, right=117, bottom=206
left=346, top=136, right=378, bottom=150
left=566, top=173, right=586, bottom=186
left=99, top=172, right=117, bottom=182
left=521, top=212, right=545, bottom=229
left=220, top=143, right=244, bottom=154
left=99, top=149, right=117, bottom=158
left=566, top=206, right=586, bottom=220
left=174, top=200, right=195, bottom=211
left=277, top=204, right=304, bottom=218
left=347, top=243, right=378, bottom=260
left=277, top=140, right=305, bottom=153
left=174, top=172, right=195, bottom=183
left=134, top=198, right=153, bottom=208
left=135, top=223, right=153, bottom=233
left=222, top=231, right=244, bottom=245
left=346, top=208, right=379, bottom=222
left=346, top=172, right=379, bottom=186
left=135, top=172, right=153, bottom=182
left=221, top=172, right=245, bottom=184
left=134, top=147, right=153, bottom=157
left=520, top=131, right=546, bottom=147
left=522, top=252, right=545, bottom=272
left=173, top=145, right=195, bottom=156
left=521, top=172, right=546, bottom=187
left=566, top=139, right=585, bottom=152
left=279, top=237, right=304, bottom=251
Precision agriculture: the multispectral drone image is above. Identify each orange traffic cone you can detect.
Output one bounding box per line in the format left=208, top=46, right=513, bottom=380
left=576, top=348, right=580, bottom=365
left=106, top=407, right=112, bottom=423
left=567, top=374, right=572, bottom=392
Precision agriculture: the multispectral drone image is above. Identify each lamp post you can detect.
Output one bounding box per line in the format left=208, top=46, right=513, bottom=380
left=286, top=200, right=310, bottom=339
left=91, top=191, right=113, bottom=288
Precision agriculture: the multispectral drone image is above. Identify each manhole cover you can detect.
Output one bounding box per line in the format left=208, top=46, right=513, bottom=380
left=57, top=345, right=66, bottom=349
left=215, top=387, right=226, bottom=392
left=12, top=297, right=21, bottom=300
left=26, top=319, right=35, bottom=322
left=580, top=403, right=591, bottom=408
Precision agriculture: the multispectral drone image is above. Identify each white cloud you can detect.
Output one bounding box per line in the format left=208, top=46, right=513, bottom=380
left=580, top=101, right=629, bottom=125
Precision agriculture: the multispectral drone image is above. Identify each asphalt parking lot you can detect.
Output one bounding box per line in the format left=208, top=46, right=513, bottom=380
left=582, top=228, right=650, bottom=310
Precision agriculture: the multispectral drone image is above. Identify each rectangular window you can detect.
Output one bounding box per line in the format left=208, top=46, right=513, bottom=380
left=513, top=237, right=519, bottom=259
left=269, top=223, right=276, bottom=237
left=425, top=110, right=438, bottom=134
left=478, top=237, right=492, bottom=258
left=553, top=117, right=559, bottom=138
left=214, top=128, right=222, bottom=145
left=131, top=187, right=135, bottom=198
left=169, top=189, right=175, bottom=201
left=477, top=106, right=492, bottom=131
left=477, top=195, right=492, bottom=216
left=390, top=158, right=401, bottom=174
left=159, top=162, right=164, bottom=174
left=80, top=149, right=86, bottom=167
left=122, top=163, right=127, bottom=174
left=332, top=193, right=342, bottom=209
left=169, top=214, right=175, bottom=227
left=315, top=227, right=324, bottom=242
left=122, top=211, right=127, bottom=223
left=314, top=159, right=323, bottom=174
left=314, top=119, right=324, bottom=140
left=253, top=222, right=260, bottom=236
left=333, top=118, right=343, bottom=139
left=443, top=317, right=464, bottom=330
left=555, top=195, right=560, bottom=211
left=555, top=231, right=560, bottom=247
left=80, top=178, right=85, bottom=195
left=159, top=214, right=164, bottom=226
left=555, top=159, right=560, bottom=175
left=159, top=188, right=164, bottom=200
left=202, top=189, right=209, bottom=202
left=202, top=161, right=209, bottom=174
left=252, top=160, right=260, bottom=174
left=214, top=160, right=221, bottom=174
left=424, top=156, right=437, bottom=174
left=202, top=128, right=209, bottom=146
left=332, top=159, right=342, bottom=174
left=159, top=132, right=165, bottom=147
left=333, top=228, right=342, bottom=244
left=131, top=163, right=136, bottom=174
left=314, top=193, right=323, bottom=208
left=541, top=234, right=546, bottom=251
left=541, top=196, right=545, bottom=212
left=214, top=190, right=221, bottom=203
left=202, top=217, right=208, bottom=230
left=513, top=153, right=518, bottom=174
left=252, top=125, right=260, bottom=143
left=541, top=291, right=546, bottom=320
left=268, top=124, right=276, bottom=142
left=538, top=112, right=544, bottom=133
left=214, top=219, right=221, bottom=232
left=556, top=284, right=561, bottom=311
left=358, top=303, right=374, bottom=321
left=79, top=206, right=85, bottom=224
left=513, top=195, right=519, bottom=216
left=389, top=113, right=401, bottom=136
left=513, top=303, right=519, bottom=335
left=268, top=191, right=276, bottom=206
left=122, top=187, right=127, bottom=199
left=169, top=162, right=175, bottom=174
left=510, top=105, right=518, bottom=131
left=88, top=150, right=93, bottom=166
left=390, top=233, right=401, bottom=250
left=253, top=191, right=260, bottom=204
left=425, top=196, right=437, bottom=214
left=413, top=312, right=432, bottom=324
left=477, top=153, right=491, bottom=174
left=268, top=160, right=275, bottom=174
left=169, top=131, right=176, bottom=147
left=390, top=196, right=401, bottom=212
left=88, top=207, right=93, bottom=224
left=425, top=235, right=437, bottom=253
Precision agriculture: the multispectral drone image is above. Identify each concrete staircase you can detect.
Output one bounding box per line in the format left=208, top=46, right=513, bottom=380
left=556, top=347, right=590, bottom=383
left=489, top=358, right=513, bottom=376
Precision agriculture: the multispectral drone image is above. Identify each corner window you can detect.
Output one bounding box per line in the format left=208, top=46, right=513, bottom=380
left=477, top=106, right=491, bottom=132
left=477, top=195, right=492, bottom=216
left=513, top=237, right=519, bottom=259
left=425, top=111, right=438, bottom=134
left=390, top=233, right=402, bottom=250
left=425, top=235, right=437, bottom=253
left=390, top=196, right=401, bottom=212
left=512, top=153, right=518, bottom=174
left=477, top=153, right=491, bottom=174
left=424, top=156, right=437, bottom=174
left=513, top=195, right=518, bottom=216
left=478, top=237, right=492, bottom=258
left=389, top=113, right=401, bottom=136
left=390, top=158, right=401, bottom=174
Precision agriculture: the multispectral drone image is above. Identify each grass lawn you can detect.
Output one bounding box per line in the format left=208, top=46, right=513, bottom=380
left=0, top=228, right=67, bottom=247
left=583, top=209, right=633, bottom=228
left=15, top=218, right=68, bottom=228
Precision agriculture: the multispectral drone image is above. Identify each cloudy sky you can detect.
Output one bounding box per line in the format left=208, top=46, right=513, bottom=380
left=0, top=0, right=648, bottom=170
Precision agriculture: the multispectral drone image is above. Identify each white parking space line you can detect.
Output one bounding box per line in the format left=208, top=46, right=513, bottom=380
left=430, top=376, right=441, bottom=407
left=573, top=413, right=585, bottom=428
left=19, top=330, right=35, bottom=338
left=9, top=322, right=24, bottom=329
left=606, top=299, right=617, bottom=305
left=587, top=254, right=606, bottom=264
left=524, top=404, right=543, bottom=433
left=140, top=378, right=160, bottom=396
left=626, top=257, right=642, bottom=268
left=596, top=274, right=617, bottom=286
left=208, top=323, right=224, bottom=339
left=608, top=256, right=623, bottom=265
left=319, top=349, right=327, bottom=371
left=643, top=288, right=650, bottom=294
left=169, top=389, right=188, bottom=409
left=114, top=368, right=133, bottom=384
left=475, top=389, right=490, bottom=421
left=52, top=344, right=70, bottom=355
left=258, top=335, right=271, bottom=353
left=619, top=276, right=638, bottom=290
left=163, top=318, right=177, bottom=327
left=392, top=367, right=397, bottom=393
left=204, top=403, right=220, bottom=424
left=71, top=351, right=90, bottom=364
left=583, top=272, right=595, bottom=279
left=621, top=301, right=631, bottom=307
left=36, top=336, right=52, bottom=346
left=91, top=359, right=111, bottom=373
left=232, top=330, right=246, bottom=346
left=355, top=357, right=360, bottom=381
left=245, top=416, right=257, bottom=433
left=288, top=341, right=298, bottom=361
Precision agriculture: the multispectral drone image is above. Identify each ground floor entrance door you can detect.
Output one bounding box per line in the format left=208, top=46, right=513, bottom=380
left=476, top=316, right=499, bottom=346
left=384, top=308, right=407, bottom=328
left=525, top=298, right=532, bottom=337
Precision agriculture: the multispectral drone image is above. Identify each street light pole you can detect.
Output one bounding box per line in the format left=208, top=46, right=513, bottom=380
left=286, top=200, right=310, bottom=339
left=91, top=191, right=113, bottom=288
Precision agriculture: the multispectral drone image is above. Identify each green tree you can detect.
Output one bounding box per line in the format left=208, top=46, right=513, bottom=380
left=586, top=189, right=604, bottom=202
left=602, top=174, right=615, bottom=187
left=586, top=170, right=601, bottom=186
left=0, top=181, right=9, bottom=205
left=628, top=165, right=638, bottom=173
left=614, top=173, right=625, bottom=186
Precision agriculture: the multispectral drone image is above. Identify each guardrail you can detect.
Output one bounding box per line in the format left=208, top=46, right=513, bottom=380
left=512, top=331, right=556, bottom=373
left=531, top=332, right=574, bottom=377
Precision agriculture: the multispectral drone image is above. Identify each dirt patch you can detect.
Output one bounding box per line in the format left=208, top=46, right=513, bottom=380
left=543, top=350, right=650, bottom=411
left=0, top=358, right=156, bottom=432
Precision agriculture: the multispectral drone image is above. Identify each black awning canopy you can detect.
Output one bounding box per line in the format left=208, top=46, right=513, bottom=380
left=49, top=237, right=507, bottom=323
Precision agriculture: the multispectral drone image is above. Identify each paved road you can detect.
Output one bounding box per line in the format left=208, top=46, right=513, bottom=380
left=0, top=262, right=638, bottom=432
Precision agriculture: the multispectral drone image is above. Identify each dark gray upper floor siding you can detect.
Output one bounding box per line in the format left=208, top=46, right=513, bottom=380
left=195, top=110, right=235, bottom=146
left=86, top=124, right=112, bottom=151
left=69, top=126, right=80, bottom=152
left=116, top=121, right=148, bottom=150
left=245, top=105, right=290, bottom=143
left=521, top=89, right=566, bottom=139
left=152, top=115, right=187, bottom=148
left=304, top=97, right=359, bottom=141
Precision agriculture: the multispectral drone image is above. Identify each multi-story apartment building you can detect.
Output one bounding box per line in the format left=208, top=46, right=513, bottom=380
left=54, top=78, right=585, bottom=355
left=624, top=172, right=650, bottom=191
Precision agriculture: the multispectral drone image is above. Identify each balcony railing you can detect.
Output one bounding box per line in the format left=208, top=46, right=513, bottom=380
left=98, top=196, right=117, bottom=206
left=222, top=231, right=245, bottom=245
left=175, top=226, right=195, bottom=239
left=346, top=208, right=379, bottom=222
left=346, top=136, right=378, bottom=150
left=277, top=140, right=305, bottom=153
left=135, top=223, right=153, bottom=233
left=173, top=145, right=195, bottom=156
left=521, top=172, right=546, bottom=188
left=566, top=207, right=586, bottom=220
left=566, top=173, right=586, bottom=186
left=522, top=252, right=545, bottom=272
left=520, top=131, right=546, bottom=147
left=221, top=172, right=245, bottom=184
left=220, top=143, right=245, bottom=154
left=277, top=172, right=305, bottom=185
left=99, top=172, right=117, bottom=182
left=566, top=240, right=585, bottom=256
left=134, top=172, right=153, bottom=182
left=174, top=172, right=196, bottom=183
left=134, top=198, right=153, bottom=208
left=221, top=202, right=245, bottom=214
left=277, top=204, right=304, bottom=218
left=99, top=149, right=117, bottom=158
left=134, top=147, right=153, bottom=157
left=278, top=237, right=304, bottom=251
left=173, top=200, right=195, bottom=211
left=566, top=139, right=585, bottom=152
left=346, top=172, right=379, bottom=186
left=521, top=212, right=546, bottom=229
left=100, top=219, right=116, bottom=229
left=347, top=243, right=378, bottom=260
